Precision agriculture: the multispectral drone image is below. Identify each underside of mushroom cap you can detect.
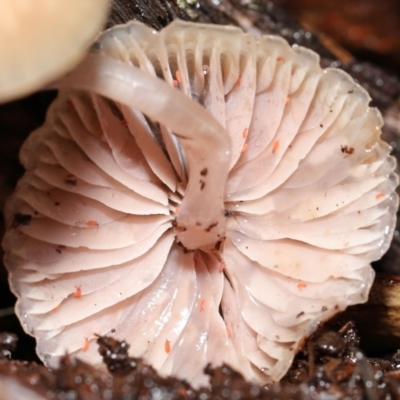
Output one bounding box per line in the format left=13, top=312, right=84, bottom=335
left=0, top=0, right=111, bottom=103
left=3, top=20, right=398, bottom=388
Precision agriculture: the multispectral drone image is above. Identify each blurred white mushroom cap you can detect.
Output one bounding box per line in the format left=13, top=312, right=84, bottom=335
left=0, top=0, right=111, bottom=103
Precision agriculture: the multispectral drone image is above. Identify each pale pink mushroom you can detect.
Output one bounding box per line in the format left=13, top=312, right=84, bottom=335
left=0, top=0, right=111, bottom=103
left=3, top=20, right=398, bottom=388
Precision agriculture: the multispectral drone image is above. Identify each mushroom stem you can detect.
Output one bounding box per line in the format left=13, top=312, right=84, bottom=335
left=50, top=54, right=232, bottom=250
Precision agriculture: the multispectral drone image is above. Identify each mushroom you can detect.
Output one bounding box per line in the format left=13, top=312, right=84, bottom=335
left=3, top=20, right=398, bottom=387
left=0, top=0, right=111, bottom=103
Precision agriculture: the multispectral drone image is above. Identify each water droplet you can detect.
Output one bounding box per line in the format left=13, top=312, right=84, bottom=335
left=356, top=351, right=363, bottom=360
left=202, top=65, right=209, bottom=75
left=375, top=371, right=383, bottom=380
left=293, top=32, right=300, bottom=40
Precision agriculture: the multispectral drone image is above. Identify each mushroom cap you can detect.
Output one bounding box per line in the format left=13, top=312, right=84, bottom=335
left=3, top=20, right=398, bottom=387
left=0, top=0, right=110, bottom=103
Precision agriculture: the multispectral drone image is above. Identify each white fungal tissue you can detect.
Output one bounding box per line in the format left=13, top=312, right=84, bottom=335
left=3, top=20, right=399, bottom=387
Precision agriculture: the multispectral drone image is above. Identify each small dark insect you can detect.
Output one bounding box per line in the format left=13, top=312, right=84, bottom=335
left=341, top=145, right=354, bottom=155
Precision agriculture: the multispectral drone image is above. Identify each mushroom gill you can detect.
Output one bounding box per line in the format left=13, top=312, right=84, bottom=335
left=0, top=0, right=111, bottom=103
left=2, top=20, right=398, bottom=388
